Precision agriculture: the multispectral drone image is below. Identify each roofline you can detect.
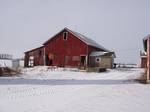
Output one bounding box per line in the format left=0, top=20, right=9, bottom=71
left=108, top=51, right=116, bottom=58
left=90, top=51, right=116, bottom=58
left=25, top=46, right=44, bottom=53
left=43, top=27, right=84, bottom=45
left=43, top=27, right=109, bottom=51
left=43, top=27, right=67, bottom=45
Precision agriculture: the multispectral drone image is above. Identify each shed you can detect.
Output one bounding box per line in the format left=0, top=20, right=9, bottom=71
left=89, top=51, right=115, bottom=68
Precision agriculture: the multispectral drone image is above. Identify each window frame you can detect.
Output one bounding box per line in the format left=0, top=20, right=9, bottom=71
left=63, top=32, right=68, bottom=41
left=96, top=57, right=100, bottom=62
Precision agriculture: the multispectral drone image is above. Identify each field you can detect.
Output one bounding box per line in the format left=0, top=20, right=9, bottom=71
left=0, top=67, right=150, bottom=112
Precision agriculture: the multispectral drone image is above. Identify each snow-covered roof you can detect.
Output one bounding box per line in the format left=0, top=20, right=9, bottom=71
left=90, top=51, right=116, bottom=58
left=25, top=46, right=44, bottom=53
left=43, top=28, right=110, bottom=52
left=90, top=51, right=108, bottom=56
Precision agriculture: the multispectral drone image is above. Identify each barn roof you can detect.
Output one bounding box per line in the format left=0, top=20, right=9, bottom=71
left=70, top=30, right=110, bottom=52
left=43, top=27, right=110, bottom=52
left=25, top=46, right=44, bottom=53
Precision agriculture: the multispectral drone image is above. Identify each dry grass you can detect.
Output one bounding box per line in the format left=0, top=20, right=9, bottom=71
left=0, top=67, right=22, bottom=77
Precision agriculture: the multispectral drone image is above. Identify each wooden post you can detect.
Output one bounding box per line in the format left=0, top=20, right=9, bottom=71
left=147, top=38, right=150, bottom=83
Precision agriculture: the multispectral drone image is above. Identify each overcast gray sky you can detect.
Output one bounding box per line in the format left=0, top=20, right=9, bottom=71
left=0, top=0, right=150, bottom=64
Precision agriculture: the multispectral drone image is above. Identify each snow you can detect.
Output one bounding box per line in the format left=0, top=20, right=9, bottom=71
left=0, top=59, right=12, bottom=67
left=0, top=67, right=150, bottom=112
left=90, top=51, right=108, bottom=56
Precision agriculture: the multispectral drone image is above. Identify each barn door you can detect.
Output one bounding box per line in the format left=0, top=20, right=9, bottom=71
left=45, top=54, right=53, bottom=66
left=80, top=56, right=86, bottom=67
left=64, top=56, right=70, bottom=66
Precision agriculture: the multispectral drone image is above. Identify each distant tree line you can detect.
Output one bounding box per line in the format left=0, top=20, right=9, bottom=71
left=0, top=54, right=13, bottom=60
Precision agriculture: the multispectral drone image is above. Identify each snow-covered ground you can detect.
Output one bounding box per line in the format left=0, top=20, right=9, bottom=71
left=0, top=67, right=150, bottom=112
left=0, top=59, right=12, bottom=67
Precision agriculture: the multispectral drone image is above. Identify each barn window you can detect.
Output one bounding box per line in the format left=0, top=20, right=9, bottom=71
left=96, top=57, right=100, bottom=62
left=63, top=32, right=68, bottom=40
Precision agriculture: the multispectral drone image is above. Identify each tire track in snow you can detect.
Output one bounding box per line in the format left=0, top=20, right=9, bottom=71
left=0, top=86, right=56, bottom=100
left=0, top=85, right=84, bottom=100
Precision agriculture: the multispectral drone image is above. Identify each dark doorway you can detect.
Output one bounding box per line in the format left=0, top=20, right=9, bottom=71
left=45, top=55, right=53, bottom=66
left=80, top=56, right=86, bottom=66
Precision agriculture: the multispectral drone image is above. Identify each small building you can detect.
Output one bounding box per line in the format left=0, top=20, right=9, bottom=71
left=141, top=34, right=150, bottom=83
left=89, top=51, right=115, bottom=69
left=24, top=28, right=115, bottom=69
left=24, top=46, right=44, bottom=67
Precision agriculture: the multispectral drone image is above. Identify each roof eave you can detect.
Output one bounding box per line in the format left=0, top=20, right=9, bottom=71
left=25, top=46, right=44, bottom=53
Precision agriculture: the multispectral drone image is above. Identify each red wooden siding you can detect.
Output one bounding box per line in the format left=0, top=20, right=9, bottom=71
left=140, top=57, right=147, bottom=68
left=44, top=29, right=103, bottom=67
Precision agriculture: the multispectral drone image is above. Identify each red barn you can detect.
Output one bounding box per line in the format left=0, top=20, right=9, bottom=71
left=24, top=28, right=115, bottom=68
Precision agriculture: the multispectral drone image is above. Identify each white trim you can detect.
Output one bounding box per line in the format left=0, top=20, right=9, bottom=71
left=85, top=55, right=88, bottom=67
left=141, top=56, right=147, bottom=58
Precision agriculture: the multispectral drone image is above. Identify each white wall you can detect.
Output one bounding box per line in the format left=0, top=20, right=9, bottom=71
left=0, top=60, right=12, bottom=68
